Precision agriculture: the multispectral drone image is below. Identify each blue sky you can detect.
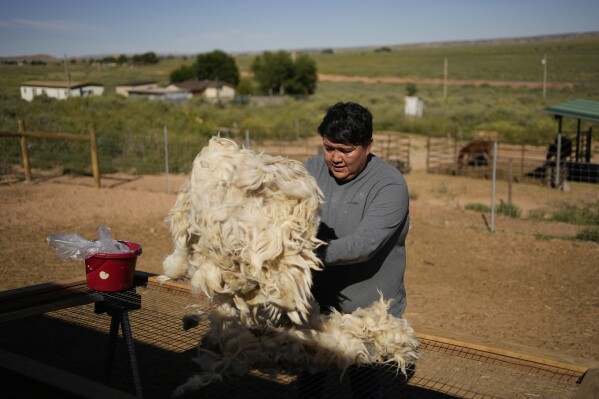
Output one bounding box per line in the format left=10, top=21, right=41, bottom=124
left=1, top=0, right=598, bottom=58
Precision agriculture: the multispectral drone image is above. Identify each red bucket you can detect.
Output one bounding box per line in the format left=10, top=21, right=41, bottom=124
left=84, top=241, right=142, bottom=292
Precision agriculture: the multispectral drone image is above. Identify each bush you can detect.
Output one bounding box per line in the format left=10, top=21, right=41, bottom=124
left=575, top=228, right=599, bottom=243
left=551, top=200, right=599, bottom=225
left=497, top=200, right=521, bottom=218
left=527, top=209, right=547, bottom=221
left=465, top=203, right=491, bottom=212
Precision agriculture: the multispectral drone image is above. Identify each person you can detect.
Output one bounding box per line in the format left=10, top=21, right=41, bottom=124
left=299, top=101, right=411, bottom=398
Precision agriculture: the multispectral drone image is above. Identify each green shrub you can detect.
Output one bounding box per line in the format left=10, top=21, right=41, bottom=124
left=465, top=203, right=491, bottom=212
left=497, top=200, right=521, bottom=218
left=575, top=228, right=599, bottom=243
left=551, top=200, right=599, bottom=225
left=527, top=209, right=547, bottom=221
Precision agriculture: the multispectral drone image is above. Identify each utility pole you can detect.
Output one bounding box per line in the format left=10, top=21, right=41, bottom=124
left=64, top=53, right=71, bottom=98
left=541, top=54, right=547, bottom=100
left=443, top=57, right=448, bottom=101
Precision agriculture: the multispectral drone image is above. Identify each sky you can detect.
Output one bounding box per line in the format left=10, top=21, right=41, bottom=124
left=1, top=0, right=598, bottom=58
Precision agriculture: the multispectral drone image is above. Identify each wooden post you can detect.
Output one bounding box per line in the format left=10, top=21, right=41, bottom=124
left=426, top=138, right=430, bottom=172
left=520, top=144, right=525, bottom=178
left=89, top=124, right=101, bottom=188
left=18, top=120, right=32, bottom=182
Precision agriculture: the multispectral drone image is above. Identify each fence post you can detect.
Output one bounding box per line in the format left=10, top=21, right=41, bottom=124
left=89, top=124, right=101, bottom=188
left=490, top=142, right=498, bottom=232
left=18, top=120, right=32, bottom=182
left=164, top=126, right=170, bottom=193
left=426, top=138, right=430, bottom=172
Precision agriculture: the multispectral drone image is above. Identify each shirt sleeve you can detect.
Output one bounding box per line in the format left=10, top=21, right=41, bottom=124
left=323, top=182, right=409, bottom=265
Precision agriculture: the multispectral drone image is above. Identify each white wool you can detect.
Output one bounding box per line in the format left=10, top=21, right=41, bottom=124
left=163, top=136, right=419, bottom=395
left=163, top=136, right=324, bottom=324
left=175, top=297, right=420, bottom=394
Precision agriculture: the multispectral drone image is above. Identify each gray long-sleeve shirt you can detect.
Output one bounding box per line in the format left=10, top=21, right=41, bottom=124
left=305, top=154, right=410, bottom=317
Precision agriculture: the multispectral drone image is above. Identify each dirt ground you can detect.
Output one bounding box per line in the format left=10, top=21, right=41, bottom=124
left=1, top=134, right=598, bottom=369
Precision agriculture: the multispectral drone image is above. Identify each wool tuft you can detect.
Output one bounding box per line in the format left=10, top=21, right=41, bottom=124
left=163, top=136, right=324, bottom=324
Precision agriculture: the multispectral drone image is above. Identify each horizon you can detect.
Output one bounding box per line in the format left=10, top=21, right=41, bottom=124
left=1, top=0, right=599, bottom=58
left=3, top=30, right=599, bottom=61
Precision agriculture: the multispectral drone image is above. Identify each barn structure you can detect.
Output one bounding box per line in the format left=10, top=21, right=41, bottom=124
left=115, top=80, right=158, bottom=97
left=543, top=98, right=599, bottom=185
left=168, top=80, right=236, bottom=103
left=20, top=81, right=104, bottom=102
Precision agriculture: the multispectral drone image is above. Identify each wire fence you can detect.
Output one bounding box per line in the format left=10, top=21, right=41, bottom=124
left=425, top=135, right=599, bottom=236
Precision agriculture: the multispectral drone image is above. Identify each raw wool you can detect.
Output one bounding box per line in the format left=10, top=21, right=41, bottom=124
left=163, top=136, right=325, bottom=325
left=174, top=296, right=420, bottom=395
left=162, top=136, right=420, bottom=395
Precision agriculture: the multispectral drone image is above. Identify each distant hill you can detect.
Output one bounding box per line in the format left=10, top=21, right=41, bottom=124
left=0, top=54, right=59, bottom=62
left=2, top=31, right=598, bottom=60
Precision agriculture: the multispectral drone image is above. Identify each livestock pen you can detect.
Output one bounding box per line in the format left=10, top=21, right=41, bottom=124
left=1, top=272, right=597, bottom=399
left=426, top=137, right=599, bottom=186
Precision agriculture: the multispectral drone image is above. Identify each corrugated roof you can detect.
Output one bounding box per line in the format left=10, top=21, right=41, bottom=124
left=116, top=80, right=157, bottom=87
left=21, top=81, right=103, bottom=89
left=544, top=99, right=599, bottom=123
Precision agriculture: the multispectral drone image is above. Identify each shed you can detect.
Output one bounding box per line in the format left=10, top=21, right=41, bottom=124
left=127, top=86, right=191, bottom=102
left=115, top=80, right=159, bottom=97
left=168, top=80, right=235, bottom=102
left=20, top=81, right=104, bottom=102
left=544, top=99, right=599, bottom=184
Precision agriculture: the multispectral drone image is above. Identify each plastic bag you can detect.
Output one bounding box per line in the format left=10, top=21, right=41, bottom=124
left=47, top=224, right=132, bottom=261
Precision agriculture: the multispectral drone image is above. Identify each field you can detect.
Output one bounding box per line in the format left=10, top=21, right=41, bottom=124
left=2, top=33, right=599, bottom=177
left=1, top=135, right=598, bottom=369
left=1, top=34, right=598, bottom=376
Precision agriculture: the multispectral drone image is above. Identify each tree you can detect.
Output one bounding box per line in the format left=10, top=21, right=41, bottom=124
left=132, top=51, right=159, bottom=65
left=251, top=51, right=317, bottom=96
left=170, top=64, right=195, bottom=83
left=194, top=50, right=240, bottom=86
left=286, top=54, right=317, bottom=95
left=236, top=77, right=255, bottom=95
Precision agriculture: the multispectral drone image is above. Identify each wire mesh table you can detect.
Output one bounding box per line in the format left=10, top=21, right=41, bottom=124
left=0, top=272, right=596, bottom=399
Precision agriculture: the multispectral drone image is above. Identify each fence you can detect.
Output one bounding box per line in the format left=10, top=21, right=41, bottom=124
left=0, top=120, right=101, bottom=187
left=0, top=124, right=413, bottom=187
left=426, top=137, right=599, bottom=186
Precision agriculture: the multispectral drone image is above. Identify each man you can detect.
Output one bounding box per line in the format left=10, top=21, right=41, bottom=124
left=301, top=102, right=411, bottom=398
left=305, top=101, right=410, bottom=319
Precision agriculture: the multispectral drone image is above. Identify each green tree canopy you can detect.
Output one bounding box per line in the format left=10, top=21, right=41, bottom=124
left=132, top=51, right=159, bottom=65
left=287, top=54, right=317, bottom=95
left=169, top=64, right=195, bottom=83
left=194, top=50, right=240, bottom=86
left=251, top=51, right=317, bottom=96
left=251, top=51, right=294, bottom=95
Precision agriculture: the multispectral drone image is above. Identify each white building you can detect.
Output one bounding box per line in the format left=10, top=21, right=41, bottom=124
left=127, top=86, right=191, bottom=101
left=168, top=80, right=235, bottom=102
left=115, top=80, right=159, bottom=97
left=20, top=81, right=104, bottom=102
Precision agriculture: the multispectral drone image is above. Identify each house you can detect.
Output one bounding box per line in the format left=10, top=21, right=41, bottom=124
left=127, top=86, right=191, bottom=102
left=20, top=81, right=104, bottom=102
left=115, top=80, right=159, bottom=97
left=168, top=80, right=236, bottom=102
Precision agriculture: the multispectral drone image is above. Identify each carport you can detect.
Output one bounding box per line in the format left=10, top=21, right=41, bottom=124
left=543, top=98, right=599, bottom=184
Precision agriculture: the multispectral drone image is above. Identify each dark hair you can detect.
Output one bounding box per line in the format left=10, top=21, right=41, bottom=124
left=317, top=102, right=373, bottom=145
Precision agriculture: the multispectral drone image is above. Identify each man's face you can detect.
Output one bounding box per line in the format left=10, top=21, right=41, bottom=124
left=322, top=137, right=372, bottom=181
